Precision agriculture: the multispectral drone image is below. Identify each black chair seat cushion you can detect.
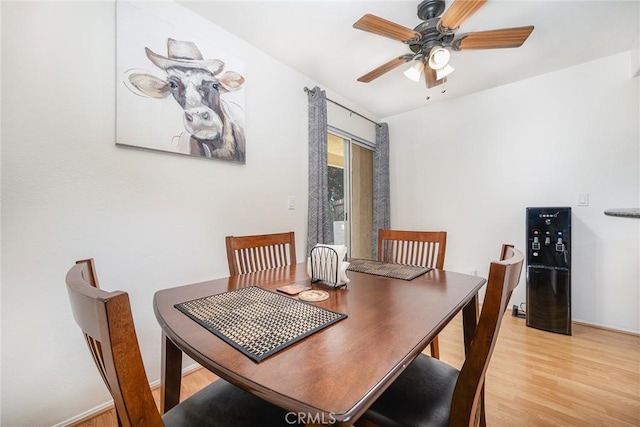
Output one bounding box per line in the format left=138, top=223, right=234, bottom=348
left=162, top=378, right=299, bottom=426
left=361, top=354, right=460, bottom=427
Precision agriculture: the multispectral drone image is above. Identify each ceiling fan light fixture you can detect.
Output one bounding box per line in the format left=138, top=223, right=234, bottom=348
left=436, top=63, right=455, bottom=80
left=403, top=60, right=425, bottom=82
left=428, top=46, right=450, bottom=70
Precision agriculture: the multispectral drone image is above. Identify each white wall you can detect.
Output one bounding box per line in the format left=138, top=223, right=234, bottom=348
left=633, top=11, right=640, bottom=78
left=386, top=51, right=640, bottom=333
left=0, top=1, right=378, bottom=425
left=328, top=102, right=377, bottom=144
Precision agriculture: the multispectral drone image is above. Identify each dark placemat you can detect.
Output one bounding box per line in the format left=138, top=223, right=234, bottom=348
left=175, top=286, right=347, bottom=362
left=347, top=259, right=431, bottom=280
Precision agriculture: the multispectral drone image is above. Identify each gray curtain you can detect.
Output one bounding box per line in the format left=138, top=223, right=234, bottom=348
left=372, top=122, right=391, bottom=259
left=307, top=87, right=333, bottom=255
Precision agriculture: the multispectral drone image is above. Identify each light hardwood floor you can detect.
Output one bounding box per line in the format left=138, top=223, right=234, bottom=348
left=75, top=315, right=640, bottom=426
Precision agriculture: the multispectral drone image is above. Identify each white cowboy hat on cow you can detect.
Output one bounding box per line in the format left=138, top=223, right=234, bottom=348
left=145, top=38, right=244, bottom=92
left=145, top=38, right=224, bottom=75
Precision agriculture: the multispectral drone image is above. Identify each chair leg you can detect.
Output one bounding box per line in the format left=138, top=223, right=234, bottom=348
left=429, top=336, right=440, bottom=359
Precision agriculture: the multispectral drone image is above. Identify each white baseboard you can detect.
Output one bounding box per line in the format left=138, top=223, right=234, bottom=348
left=573, top=319, right=640, bottom=336
left=54, top=400, right=115, bottom=427
left=53, top=363, right=204, bottom=427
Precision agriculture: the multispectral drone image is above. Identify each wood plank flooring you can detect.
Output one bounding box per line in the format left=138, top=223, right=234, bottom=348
left=74, top=315, right=640, bottom=426
left=441, top=315, right=640, bottom=426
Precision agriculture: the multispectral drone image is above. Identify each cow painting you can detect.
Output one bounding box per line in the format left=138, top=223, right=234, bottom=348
left=127, top=38, right=246, bottom=163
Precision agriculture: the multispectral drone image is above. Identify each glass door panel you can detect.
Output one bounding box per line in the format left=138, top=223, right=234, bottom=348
left=327, top=132, right=373, bottom=259
left=350, top=144, right=373, bottom=259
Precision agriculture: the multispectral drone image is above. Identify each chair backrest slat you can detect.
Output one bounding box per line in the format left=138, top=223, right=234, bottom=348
left=276, top=243, right=286, bottom=267
left=226, top=232, right=297, bottom=276
left=378, top=230, right=447, bottom=269
left=451, top=244, right=524, bottom=426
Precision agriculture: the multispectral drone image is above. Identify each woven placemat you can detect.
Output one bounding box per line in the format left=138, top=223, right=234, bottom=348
left=347, top=259, right=431, bottom=280
left=175, top=286, right=347, bottom=362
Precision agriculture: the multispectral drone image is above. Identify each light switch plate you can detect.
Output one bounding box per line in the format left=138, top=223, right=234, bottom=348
left=578, top=193, right=589, bottom=206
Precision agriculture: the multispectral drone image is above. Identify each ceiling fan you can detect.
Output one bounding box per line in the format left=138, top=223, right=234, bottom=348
left=353, top=0, right=534, bottom=88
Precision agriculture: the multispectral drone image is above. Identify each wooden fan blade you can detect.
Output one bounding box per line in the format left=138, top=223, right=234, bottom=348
left=358, top=57, right=408, bottom=83
left=354, top=14, right=421, bottom=42
left=456, top=26, right=534, bottom=50
left=425, top=67, right=443, bottom=89
left=440, top=0, right=487, bottom=31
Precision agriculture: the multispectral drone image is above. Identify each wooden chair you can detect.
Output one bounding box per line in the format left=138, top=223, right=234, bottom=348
left=377, top=229, right=447, bottom=358
left=225, top=231, right=297, bottom=276
left=358, top=244, right=524, bottom=427
left=65, top=260, right=295, bottom=427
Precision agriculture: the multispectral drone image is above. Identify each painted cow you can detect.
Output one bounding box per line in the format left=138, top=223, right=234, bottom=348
left=128, top=38, right=246, bottom=163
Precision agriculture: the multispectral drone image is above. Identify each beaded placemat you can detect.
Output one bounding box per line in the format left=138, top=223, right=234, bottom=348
left=175, top=286, right=347, bottom=362
left=347, top=259, right=431, bottom=280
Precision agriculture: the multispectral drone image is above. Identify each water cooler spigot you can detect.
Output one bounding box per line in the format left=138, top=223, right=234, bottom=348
left=532, top=237, right=540, bottom=250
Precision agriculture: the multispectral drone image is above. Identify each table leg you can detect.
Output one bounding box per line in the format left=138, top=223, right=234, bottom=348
left=462, top=292, right=479, bottom=355
left=161, top=332, right=182, bottom=413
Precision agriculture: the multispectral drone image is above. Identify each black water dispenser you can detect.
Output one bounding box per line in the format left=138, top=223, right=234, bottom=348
left=525, top=207, right=571, bottom=335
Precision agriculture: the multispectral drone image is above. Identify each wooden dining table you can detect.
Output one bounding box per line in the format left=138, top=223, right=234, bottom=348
left=153, top=262, right=486, bottom=426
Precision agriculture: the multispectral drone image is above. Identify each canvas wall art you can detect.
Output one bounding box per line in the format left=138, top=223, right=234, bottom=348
left=116, top=2, right=246, bottom=163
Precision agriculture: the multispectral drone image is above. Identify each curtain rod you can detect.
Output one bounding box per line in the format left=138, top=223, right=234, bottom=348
left=304, top=86, right=381, bottom=127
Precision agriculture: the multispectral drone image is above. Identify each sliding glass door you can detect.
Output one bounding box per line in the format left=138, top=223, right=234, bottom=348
left=327, top=132, right=373, bottom=259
